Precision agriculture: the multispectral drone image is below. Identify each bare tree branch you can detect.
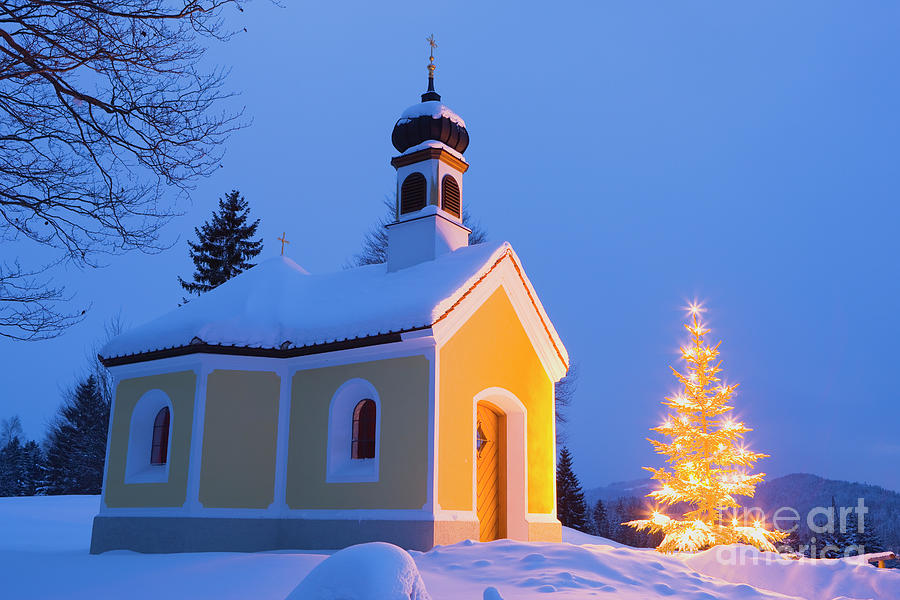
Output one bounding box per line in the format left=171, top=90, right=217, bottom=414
left=0, top=0, right=248, bottom=339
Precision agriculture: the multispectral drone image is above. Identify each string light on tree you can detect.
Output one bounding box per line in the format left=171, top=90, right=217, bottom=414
left=625, top=303, right=785, bottom=553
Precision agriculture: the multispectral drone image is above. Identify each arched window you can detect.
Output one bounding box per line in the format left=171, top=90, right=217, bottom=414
left=351, top=399, right=376, bottom=459
left=150, top=407, right=170, bottom=465
left=441, top=175, right=461, bottom=217
left=400, top=172, right=427, bottom=214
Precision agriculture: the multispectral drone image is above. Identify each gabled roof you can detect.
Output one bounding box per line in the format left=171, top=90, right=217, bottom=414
left=101, top=241, right=568, bottom=377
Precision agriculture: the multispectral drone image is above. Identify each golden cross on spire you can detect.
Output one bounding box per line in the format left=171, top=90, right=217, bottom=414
left=277, top=232, right=290, bottom=256
left=426, top=34, right=437, bottom=77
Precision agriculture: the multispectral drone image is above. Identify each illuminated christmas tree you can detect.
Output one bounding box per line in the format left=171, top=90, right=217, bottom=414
left=625, top=304, right=785, bottom=553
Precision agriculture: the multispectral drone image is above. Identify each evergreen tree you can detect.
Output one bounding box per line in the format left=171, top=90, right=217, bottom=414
left=592, top=498, right=610, bottom=538
left=178, top=190, right=263, bottom=298
left=0, top=439, right=22, bottom=496
left=777, top=526, right=802, bottom=554
left=19, top=440, right=45, bottom=496
left=626, top=304, right=784, bottom=553
left=609, top=498, right=627, bottom=543
left=846, top=510, right=886, bottom=555
left=0, top=438, right=44, bottom=497
left=45, top=375, right=110, bottom=495
left=820, top=497, right=848, bottom=558
left=556, top=446, right=588, bottom=531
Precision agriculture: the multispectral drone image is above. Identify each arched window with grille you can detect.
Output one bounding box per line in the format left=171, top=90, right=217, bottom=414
left=441, top=175, right=461, bottom=217
left=400, top=172, right=427, bottom=214
left=150, top=407, right=170, bottom=465
left=351, top=399, right=376, bottom=459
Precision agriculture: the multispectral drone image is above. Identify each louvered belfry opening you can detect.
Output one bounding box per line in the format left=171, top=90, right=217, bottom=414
left=441, top=175, right=461, bottom=217
left=400, top=172, right=427, bottom=215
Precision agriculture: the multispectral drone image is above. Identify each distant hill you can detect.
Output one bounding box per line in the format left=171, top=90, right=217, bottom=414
left=585, top=473, right=900, bottom=553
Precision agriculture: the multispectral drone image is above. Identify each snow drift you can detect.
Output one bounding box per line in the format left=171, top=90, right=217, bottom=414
left=286, top=542, right=430, bottom=600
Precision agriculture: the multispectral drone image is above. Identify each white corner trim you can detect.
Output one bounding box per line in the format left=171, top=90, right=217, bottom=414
left=123, top=389, right=172, bottom=485
left=326, top=378, right=381, bottom=483
left=422, top=344, right=437, bottom=513
left=184, top=364, right=209, bottom=513
left=270, top=366, right=292, bottom=514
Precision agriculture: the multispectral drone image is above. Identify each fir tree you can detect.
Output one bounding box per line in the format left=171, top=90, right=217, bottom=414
left=0, top=438, right=44, bottom=497
left=45, top=375, right=110, bottom=495
left=592, top=498, right=610, bottom=538
left=777, top=525, right=803, bottom=554
left=178, top=190, right=263, bottom=298
left=0, top=439, right=22, bottom=496
left=846, top=510, right=885, bottom=555
left=820, top=497, right=852, bottom=558
left=626, top=304, right=784, bottom=553
left=19, top=440, right=45, bottom=496
left=556, top=446, right=588, bottom=531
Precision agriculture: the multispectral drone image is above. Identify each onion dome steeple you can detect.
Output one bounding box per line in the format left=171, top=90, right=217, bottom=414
left=386, top=36, right=472, bottom=273
left=391, top=35, right=469, bottom=155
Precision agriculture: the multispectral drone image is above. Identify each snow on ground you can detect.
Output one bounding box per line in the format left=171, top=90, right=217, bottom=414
left=685, top=545, right=900, bottom=600
left=1, top=495, right=897, bottom=600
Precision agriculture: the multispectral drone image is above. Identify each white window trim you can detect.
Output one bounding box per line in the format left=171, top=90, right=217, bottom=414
left=124, top=389, right=173, bottom=484
left=326, top=378, right=381, bottom=483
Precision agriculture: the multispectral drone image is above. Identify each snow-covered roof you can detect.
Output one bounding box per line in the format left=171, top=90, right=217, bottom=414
left=100, top=242, right=567, bottom=369
left=398, top=101, right=465, bottom=127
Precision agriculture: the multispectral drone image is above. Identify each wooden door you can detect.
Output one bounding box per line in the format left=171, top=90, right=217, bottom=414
left=476, top=403, right=505, bottom=541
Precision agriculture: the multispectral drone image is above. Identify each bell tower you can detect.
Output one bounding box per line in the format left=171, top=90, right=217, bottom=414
left=386, top=37, right=471, bottom=272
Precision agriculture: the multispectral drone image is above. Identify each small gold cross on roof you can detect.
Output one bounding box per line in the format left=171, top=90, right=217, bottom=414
left=277, top=232, right=290, bottom=256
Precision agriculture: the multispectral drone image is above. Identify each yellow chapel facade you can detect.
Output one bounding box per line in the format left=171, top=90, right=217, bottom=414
left=91, top=66, right=568, bottom=553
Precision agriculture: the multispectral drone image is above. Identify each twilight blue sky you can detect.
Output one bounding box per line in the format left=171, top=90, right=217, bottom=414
left=2, top=1, right=899, bottom=491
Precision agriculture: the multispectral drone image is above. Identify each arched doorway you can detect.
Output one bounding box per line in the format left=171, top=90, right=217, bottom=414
left=473, top=388, right=529, bottom=542
left=476, top=401, right=505, bottom=541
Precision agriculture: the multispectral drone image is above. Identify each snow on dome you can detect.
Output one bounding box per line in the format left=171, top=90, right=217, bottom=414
left=285, top=542, right=431, bottom=600
left=400, top=139, right=467, bottom=162
left=100, top=242, right=534, bottom=361
left=398, top=100, right=465, bottom=127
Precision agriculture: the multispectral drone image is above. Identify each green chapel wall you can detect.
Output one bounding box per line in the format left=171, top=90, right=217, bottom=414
left=199, top=369, right=280, bottom=509
left=104, top=371, right=196, bottom=508
left=286, top=356, right=430, bottom=510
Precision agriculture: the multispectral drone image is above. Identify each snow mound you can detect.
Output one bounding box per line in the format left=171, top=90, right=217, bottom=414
left=482, top=586, right=503, bottom=600
left=684, top=544, right=900, bottom=600
left=286, top=542, right=430, bottom=600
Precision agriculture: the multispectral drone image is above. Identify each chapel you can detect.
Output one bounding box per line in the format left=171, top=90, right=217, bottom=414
left=90, top=51, right=569, bottom=553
